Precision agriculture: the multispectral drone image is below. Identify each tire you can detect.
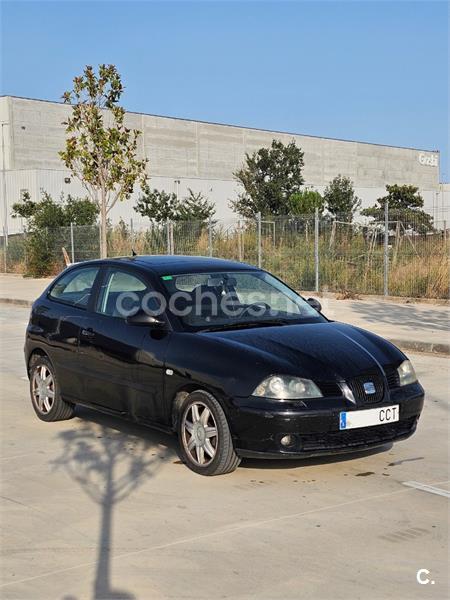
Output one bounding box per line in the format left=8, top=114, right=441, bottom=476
left=177, top=390, right=241, bottom=476
left=29, top=355, right=75, bottom=422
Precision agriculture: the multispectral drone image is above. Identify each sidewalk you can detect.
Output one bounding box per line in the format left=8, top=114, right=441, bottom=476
left=1, top=273, right=449, bottom=355
left=0, top=274, right=52, bottom=306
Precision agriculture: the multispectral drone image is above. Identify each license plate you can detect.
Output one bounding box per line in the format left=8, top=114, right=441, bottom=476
left=339, top=405, right=399, bottom=430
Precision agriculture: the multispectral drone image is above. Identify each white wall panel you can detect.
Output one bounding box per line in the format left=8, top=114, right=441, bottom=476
left=1, top=96, right=445, bottom=235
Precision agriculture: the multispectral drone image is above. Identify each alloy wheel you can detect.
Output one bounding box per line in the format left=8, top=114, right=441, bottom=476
left=32, top=365, right=55, bottom=414
left=182, top=401, right=218, bottom=466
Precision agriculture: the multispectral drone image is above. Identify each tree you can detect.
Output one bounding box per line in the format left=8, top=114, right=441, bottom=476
left=134, top=187, right=215, bottom=223
left=11, top=191, right=98, bottom=277
left=231, top=139, right=304, bottom=217
left=323, top=175, right=361, bottom=221
left=288, top=188, right=324, bottom=215
left=361, top=184, right=433, bottom=233
left=134, top=187, right=179, bottom=223
left=12, top=191, right=98, bottom=229
left=59, top=64, right=148, bottom=258
left=53, top=421, right=160, bottom=599
left=177, top=189, right=216, bottom=221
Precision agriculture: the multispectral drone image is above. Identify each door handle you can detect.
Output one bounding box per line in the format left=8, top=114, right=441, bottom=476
left=81, top=328, right=95, bottom=339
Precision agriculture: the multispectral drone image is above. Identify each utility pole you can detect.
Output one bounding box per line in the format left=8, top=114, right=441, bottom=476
left=314, top=208, right=319, bottom=293
left=1, top=122, right=9, bottom=247
left=70, top=222, right=75, bottom=263
left=174, top=179, right=180, bottom=202
left=257, top=212, right=262, bottom=268
left=384, top=201, right=389, bottom=297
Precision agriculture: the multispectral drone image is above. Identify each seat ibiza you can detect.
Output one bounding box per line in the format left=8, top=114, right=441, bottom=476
left=25, top=255, right=424, bottom=475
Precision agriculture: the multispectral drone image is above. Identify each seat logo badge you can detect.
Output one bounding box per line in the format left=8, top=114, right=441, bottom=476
left=363, top=381, right=376, bottom=394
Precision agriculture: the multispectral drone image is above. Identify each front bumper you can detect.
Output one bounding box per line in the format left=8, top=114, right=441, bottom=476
left=228, top=382, right=424, bottom=459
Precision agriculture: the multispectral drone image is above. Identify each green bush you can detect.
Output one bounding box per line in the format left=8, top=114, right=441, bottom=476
left=11, top=191, right=98, bottom=277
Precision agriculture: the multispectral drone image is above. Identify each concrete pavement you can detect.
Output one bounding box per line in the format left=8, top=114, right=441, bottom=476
left=1, top=273, right=448, bottom=355
left=0, top=274, right=52, bottom=306
left=0, top=305, right=448, bottom=599
left=317, top=293, right=450, bottom=355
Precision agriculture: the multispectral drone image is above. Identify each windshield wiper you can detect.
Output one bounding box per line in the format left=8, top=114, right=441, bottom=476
left=199, top=319, right=292, bottom=332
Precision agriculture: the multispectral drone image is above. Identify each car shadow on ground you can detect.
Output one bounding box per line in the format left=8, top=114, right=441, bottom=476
left=347, top=301, right=449, bottom=332
left=68, top=405, right=393, bottom=474
left=54, top=406, right=177, bottom=600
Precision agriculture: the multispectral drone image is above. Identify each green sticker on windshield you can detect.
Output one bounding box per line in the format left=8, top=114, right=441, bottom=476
left=161, top=275, right=173, bottom=281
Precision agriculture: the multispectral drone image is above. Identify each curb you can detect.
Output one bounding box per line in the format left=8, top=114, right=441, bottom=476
left=388, top=338, right=450, bottom=357
left=0, top=297, right=448, bottom=356
left=0, top=298, right=32, bottom=308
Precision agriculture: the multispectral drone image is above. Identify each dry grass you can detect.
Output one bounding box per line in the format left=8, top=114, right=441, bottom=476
left=389, top=253, right=449, bottom=299
left=336, top=290, right=362, bottom=300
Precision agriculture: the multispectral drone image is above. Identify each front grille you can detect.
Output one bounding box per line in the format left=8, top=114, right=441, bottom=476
left=318, top=381, right=342, bottom=397
left=317, top=365, right=400, bottom=401
left=301, top=417, right=417, bottom=452
left=349, top=374, right=385, bottom=404
left=384, top=366, right=400, bottom=389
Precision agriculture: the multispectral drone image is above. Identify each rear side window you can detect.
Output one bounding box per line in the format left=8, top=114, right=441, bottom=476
left=49, top=267, right=99, bottom=308
left=96, top=270, right=150, bottom=318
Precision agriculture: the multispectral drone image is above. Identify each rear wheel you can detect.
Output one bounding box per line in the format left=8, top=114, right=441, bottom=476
left=178, top=390, right=240, bottom=476
left=29, top=356, right=75, bottom=421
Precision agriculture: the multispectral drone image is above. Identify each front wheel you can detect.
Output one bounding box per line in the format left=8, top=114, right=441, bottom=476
left=178, top=390, right=241, bottom=476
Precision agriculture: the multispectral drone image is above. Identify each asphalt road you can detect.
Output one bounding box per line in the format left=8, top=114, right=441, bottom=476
left=0, top=306, right=448, bottom=600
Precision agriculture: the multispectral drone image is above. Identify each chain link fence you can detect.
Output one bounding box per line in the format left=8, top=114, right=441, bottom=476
left=1, top=209, right=448, bottom=299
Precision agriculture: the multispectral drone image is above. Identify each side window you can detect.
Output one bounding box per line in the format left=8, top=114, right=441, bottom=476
left=49, top=267, right=99, bottom=308
left=96, top=270, right=156, bottom=318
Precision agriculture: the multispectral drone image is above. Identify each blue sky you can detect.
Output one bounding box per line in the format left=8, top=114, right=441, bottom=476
left=1, top=0, right=449, bottom=180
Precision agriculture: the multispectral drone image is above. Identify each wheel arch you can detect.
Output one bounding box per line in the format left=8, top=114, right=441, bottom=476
left=170, top=383, right=231, bottom=432
left=27, top=348, right=51, bottom=376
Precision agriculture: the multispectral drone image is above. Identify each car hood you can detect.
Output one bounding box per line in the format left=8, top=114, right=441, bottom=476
left=205, top=321, right=404, bottom=383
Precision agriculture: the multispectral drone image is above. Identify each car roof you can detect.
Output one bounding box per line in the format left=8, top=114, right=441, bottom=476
left=82, top=255, right=260, bottom=276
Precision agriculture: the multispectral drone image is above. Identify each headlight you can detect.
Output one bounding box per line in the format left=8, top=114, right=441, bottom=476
left=397, top=360, right=417, bottom=386
left=252, top=375, right=323, bottom=399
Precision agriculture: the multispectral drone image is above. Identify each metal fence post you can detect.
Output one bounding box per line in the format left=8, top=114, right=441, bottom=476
left=2, top=227, right=6, bottom=273
left=257, top=212, right=262, bottom=268
left=170, top=221, right=174, bottom=254
left=130, top=218, right=134, bottom=251
left=208, top=218, right=213, bottom=257
left=166, top=219, right=171, bottom=255
left=70, top=222, right=75, bottom=264
left=384, top=201, right=389, bottom=296
left=314, top=208, right=319, bottom=293
left=237, top=219, right=242, bottom=262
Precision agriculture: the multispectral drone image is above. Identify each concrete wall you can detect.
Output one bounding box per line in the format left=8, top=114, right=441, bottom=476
left=1, top=95, right=444, bottom=234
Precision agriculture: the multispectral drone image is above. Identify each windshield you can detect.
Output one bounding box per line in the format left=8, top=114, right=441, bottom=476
left=160, top=270, right=326, bottom=330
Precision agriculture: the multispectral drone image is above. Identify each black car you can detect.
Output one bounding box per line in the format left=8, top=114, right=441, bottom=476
left=25, top=255, right=424, bottom=475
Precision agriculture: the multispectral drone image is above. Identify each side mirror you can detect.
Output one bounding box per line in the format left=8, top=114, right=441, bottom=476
left=126, top=311, right=166, bottom=327
left=307, top=297, right=322, bottom=312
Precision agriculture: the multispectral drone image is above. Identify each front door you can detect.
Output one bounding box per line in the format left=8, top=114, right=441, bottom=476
left=79, top=267, right=170, bottom=422
left=45, top=264, right=101, bottom=402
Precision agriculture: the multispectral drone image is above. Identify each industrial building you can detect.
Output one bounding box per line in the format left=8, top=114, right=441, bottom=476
left=0, top=95, right=447, bottom=235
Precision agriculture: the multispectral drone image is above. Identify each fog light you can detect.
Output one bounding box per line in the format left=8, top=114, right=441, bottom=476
left=280, top=434, right=295, bottom=447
